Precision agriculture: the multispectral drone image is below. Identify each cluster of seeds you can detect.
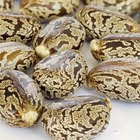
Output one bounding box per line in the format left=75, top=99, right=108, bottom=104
left=1, top=0, right=140, bottom=140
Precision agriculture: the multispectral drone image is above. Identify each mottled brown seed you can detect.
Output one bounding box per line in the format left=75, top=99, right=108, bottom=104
left=33, top=16, right=86, bottom=59
left=0, top=70, right=45, bottom=127
left=82, top=0, right=140, bottom=16
left=76, top=5, right=140, bottom=40
left=33, top=50, right=88, bottom=99
left=90, top=33, right=140, bottom=61
left=42, top=95, right=111, bottom=140
left=20, top=0, right=80, bottom=21
left=0, top=13, right=41, bottom=44
left=0, top=0, right=13, bottom=12
left=0, top=42, right=36, bottom=71
left=87, top=58, right=140, bottom=102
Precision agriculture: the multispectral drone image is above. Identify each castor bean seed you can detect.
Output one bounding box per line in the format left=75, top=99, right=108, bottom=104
left=0, top=70, right=45, bottom=127
left=33, top=50, right=88, bottom=99
left=33, top=16, right=86, bottom=59
left=20, top=0, right=80, bottom=21
left=76, top=5, right=140, bottom=40
left=82, top=0, right=140, bottom=16
left=42, top=95, right=111, bottom=140
left=0, top=13, right=41, bottom=44
left=87, top=58, right=140, bottom=102
left=0, top=42, right=36, bottom=71
left=90, top=33, right=140, bottom=61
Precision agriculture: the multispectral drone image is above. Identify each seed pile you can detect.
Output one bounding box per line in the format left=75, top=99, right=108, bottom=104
left=0, top=0, right=140, bottom=140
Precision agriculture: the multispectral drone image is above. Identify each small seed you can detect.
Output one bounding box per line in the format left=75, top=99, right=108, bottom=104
left=42, top=95, right=111, bottom=140
left=0, top=42, right=36, bottom=71
left=0, top=13, right=41, bottom=44
left=33, top=16, right=86, bottom=59
left=82, top=0, right=140, bottom=16
left=33, top=50, right=88, bottom=99
left=0, top=70, right=45, bottom=127
left=20, top=0, right=80, bottom=21
left=87, top=57, right=140, bottom=102
left=76, top=5, right=140, bottom=40
left=90, top=33, right=140, bottom=61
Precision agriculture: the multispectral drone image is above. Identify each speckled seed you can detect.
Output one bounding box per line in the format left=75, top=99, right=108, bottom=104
left=0, top=13, right=41, bottom=44
left=33, top=16, right=86, bottom=59
left=0, top=0, right=13, bottom=12
left=0, top=70, right=45, bottom=127
left=90, top=33, right=140, bottom=61
left=42, top=95, right=111, bottom=140
left=87, top=58, right=140, bottom=102
left=20, top=0, right=80, bottom=21
left=0, top=42, right=36, bottom=71
left=76, top=5, right=140, bottom=40
left=33, top=50, right=88, bottom=99
left=82, top=0, right=140, bottom=16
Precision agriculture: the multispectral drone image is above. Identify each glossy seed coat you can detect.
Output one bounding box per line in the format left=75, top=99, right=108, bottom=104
left=76, top=5, right=140, bottom=40
left=33, top=50, right=88, bottom=99
left=0, top=13, right=41, bottom=44
left=33, top=16, right=86, bottom=59
left=82, top=0, right=140, bottom=16
left=0, top=70, right=45, bottom=127
left=20, top=0, right=80, bottom=21
left=87, top=58, right=140, bottom=102
left=90, top=33, right=140, bottom=61
left=0, top=42, right=36, bottom=71
left=42, top=95, right=111, bottom=140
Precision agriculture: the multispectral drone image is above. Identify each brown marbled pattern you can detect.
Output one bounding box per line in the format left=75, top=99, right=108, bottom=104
left=33, top=50, right=88, bottom=99
left=90, top=33, right=140, bottom=61
left=42, top=95, right=111, bottom=140
left=33, top=16, right=86, bottom=59
left=0, top=70, right=45, bottom=127
left=0, top=42, right=36, bottom=71
left=87, top=58, right=140, bottom=102
left=0, top=13, right=41, bottom=44
left=20, top=0, right=80, bottom=21
left=82, top=0, right=140, bottom=16
left=76, top=5, right=140, bottom=40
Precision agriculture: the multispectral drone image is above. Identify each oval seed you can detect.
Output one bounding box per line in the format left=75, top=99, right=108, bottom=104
left=87, top=58, right=140, bottom=102
left=33, top=50, right=88, bottom=99
left=0, top=13, right=41, bottom=44
left=20, top=0, right=80, bottom=21
left=76, top=5, right=140, bottom=40
left=0, top=42, right=36, bottom=71
left=90, top=33, right=140, bottom=61
left=33, top=16, right=86, bottom=59
left=0, top=70, right=45, bottom=127
left=42, top=95, right=111, bottom=140
left=82, top=0, right=140, bottom=16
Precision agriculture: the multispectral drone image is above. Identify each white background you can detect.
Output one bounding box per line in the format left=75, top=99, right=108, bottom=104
left=0, top=1, right=140, bottom=140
